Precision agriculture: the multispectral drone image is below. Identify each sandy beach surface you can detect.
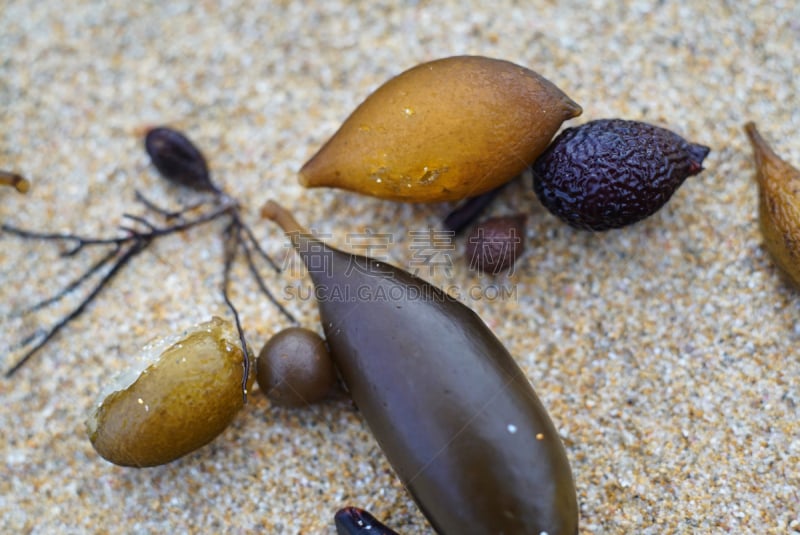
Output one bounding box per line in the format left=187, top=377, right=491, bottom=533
left=1, top=1, right=798, bottom=533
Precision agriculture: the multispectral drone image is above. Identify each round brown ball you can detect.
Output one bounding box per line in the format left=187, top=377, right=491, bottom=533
left=256, top=327, right=335, bottom=407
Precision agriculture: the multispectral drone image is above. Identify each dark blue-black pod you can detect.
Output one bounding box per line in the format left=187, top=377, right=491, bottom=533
left=144, top=127, right=220, bottom=193
left=335, top=506, right=400, bottom=535
left=262, top=201, right=578, bottom=535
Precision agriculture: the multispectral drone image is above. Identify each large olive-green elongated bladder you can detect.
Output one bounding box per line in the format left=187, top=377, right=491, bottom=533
left=744, top=122, right=800, bottom=289
left=299, top=55, right=582, bottom=202
left=262, top=201, right=578, bottom=534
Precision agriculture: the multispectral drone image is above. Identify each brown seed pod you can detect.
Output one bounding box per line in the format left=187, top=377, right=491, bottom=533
left=256, top=327, right=336, bottom=407
left=300, top=55, right=581, bottom=202
left=465, top=215, right=527, bottom=274
left=744, top=122, right=800, bottom=289
left=86, top=317, right=253, bottom=467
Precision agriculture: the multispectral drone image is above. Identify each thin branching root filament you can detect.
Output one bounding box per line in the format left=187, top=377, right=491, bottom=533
left=2, top=127, right=296, bottom=392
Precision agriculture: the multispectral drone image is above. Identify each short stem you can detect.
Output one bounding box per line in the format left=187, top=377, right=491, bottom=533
left=443, top=185, right=504, bottom=234
left=0, top=171, right=30, bottom=193
left=260, top=200, right=310, bottom=241
left=744, top=121, right=775, bottom=161
left=744, top=121, right=783, bottom=183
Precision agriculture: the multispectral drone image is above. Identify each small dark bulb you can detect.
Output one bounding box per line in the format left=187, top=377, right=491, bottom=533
left=465, top=215, right=527, bottom=274
left=145, top=127, right=219, bottom=193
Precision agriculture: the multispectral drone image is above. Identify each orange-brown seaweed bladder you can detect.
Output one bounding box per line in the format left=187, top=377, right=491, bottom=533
left=299, top=55, right=582, bottom=202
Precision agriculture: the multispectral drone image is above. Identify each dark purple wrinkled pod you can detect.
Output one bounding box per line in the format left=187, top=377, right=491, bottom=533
left=335, top=507, right=400, bottom=535
left=533, top=118, right=710, bottom=231
left=262, top=201, right=578, bottom=535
